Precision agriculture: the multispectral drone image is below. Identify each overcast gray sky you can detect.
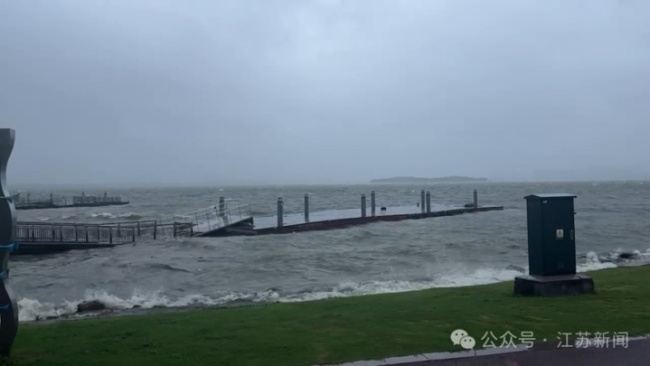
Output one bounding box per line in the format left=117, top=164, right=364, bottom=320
left=1, top=0, right=649, bottom=185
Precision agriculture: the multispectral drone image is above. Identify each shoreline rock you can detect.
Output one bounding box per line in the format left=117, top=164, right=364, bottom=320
left=77, top=300, right=106, bottom=313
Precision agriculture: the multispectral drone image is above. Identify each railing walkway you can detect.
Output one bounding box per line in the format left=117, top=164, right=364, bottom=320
left=15, top=192, right=128, bottom=210
left=15, top=220, right=193, bottom=245
left=15, top=199, right=253, bottom=248
left=173, top=199, right=253, bottom=235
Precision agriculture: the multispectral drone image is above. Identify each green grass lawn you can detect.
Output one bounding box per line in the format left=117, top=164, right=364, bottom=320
left=9, top=266, right=650, bottom=366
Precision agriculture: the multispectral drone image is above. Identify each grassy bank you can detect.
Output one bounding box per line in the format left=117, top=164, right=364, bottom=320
left=10, top=266, right=650, bottom=366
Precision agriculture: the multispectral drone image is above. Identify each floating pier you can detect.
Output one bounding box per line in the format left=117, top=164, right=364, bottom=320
left=189, top=190, right=503, bottom=237
left=13, top=190, right=503, bottom=255
left=252, top=205, right=503, bottom=236
left=15, top=192, right=129, bottom=210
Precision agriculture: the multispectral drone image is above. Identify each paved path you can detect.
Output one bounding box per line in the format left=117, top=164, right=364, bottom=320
left=393, top=339, right=650, bottom=366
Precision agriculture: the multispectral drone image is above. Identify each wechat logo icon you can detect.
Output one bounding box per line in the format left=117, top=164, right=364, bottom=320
left=451, top=329, right=476, bottom=350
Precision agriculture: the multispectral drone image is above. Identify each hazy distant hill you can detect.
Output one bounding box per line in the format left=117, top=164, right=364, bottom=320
left=370, top=176, right=488, bottom=183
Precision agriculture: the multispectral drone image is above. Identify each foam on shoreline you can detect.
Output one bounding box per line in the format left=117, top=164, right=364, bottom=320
left=17, top=254, right=634, bottom=323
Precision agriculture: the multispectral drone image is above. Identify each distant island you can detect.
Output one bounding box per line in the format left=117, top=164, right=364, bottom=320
left=370, top=176, right=488, bottom=183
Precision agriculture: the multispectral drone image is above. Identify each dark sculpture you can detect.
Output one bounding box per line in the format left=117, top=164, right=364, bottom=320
left=0, top=128, right=18, bottom=356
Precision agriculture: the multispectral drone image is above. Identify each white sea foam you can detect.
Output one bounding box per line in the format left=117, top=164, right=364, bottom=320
left=581, top=251, right=618, bottom=271
left=89, top=212, right=142, bottom=220
left=16, top=256, right=626, bottom=322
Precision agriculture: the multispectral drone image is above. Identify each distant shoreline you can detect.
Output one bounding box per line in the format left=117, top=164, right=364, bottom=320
left=370, top=176, right=489, bottom=184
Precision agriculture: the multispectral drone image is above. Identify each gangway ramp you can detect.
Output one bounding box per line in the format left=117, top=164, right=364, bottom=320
left=175, top=200, right=255, bottom=237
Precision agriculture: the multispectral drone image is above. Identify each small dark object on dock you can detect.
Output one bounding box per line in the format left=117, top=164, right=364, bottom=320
left=77, top=300, right=106, bottom=313
left=380, top=207, right=387, bottom=211
left=463, top=203, right=475, bottom=208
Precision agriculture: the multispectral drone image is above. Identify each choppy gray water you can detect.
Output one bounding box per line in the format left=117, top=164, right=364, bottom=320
left=11, top=182, right=650, bottom=321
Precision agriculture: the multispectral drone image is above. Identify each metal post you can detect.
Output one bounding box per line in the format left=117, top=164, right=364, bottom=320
left=277, top=197, right=284, bottom=227
left=304, top=194, right=310, bottom=223
left=361, top=194, right=367, bottom=218
left=421, top=190, right=425, bottom=213
left=0, top=128, right=18, bottom=356
left=371, top=191, right=376, bottom=216
left=473, top=189, right=478, bottom=208
left=426, top=191, right=431, bottom=213
left=219, top=197, right=226, bottom=217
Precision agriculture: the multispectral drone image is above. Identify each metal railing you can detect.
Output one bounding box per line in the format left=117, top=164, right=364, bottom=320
left=15, top=198, right=252, bottom=242
left=16, top=222, right=138, bottom=245
left=15, top=219, right=196, bottom=244
left=72, top=195, right=124, bottom=205
left=92, top=220, right=194, bottom=239
left=13, top=192, right=127, bottom=209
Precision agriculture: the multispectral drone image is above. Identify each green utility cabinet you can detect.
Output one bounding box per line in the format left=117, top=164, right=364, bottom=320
left=524, top=194, right=577, bottom=276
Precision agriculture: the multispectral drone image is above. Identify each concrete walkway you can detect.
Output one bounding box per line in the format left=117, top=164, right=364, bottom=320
left=394, top=338, right=650, bottom=366
left=328, top=338, right=650, bottom=366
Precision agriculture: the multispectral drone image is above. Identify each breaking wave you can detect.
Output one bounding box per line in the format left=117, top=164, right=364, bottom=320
left=89, top=212, right=143, bottom=220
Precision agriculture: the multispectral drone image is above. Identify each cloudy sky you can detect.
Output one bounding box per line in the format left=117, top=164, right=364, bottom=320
left=1, top=0, right=649, bottom=185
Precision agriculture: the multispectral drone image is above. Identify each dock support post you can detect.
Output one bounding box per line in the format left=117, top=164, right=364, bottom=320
left=277, top=197, right=284, bottom=227
left=361, top=194, right=367, bottom=217
left=473, top=189, right=478, bottom=208
left=426, top=191, right=431, bottom=213
left=219, top=197, right=226, bottom=217
left=371, top=191, right=376, bottom=216
left=153, top=221, right=157, bottom=240
left=0, top=128, right=18, bottom=356
left=421, top=190, right=425, bottom=213
left=304, top=194, right=309, bottom=223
